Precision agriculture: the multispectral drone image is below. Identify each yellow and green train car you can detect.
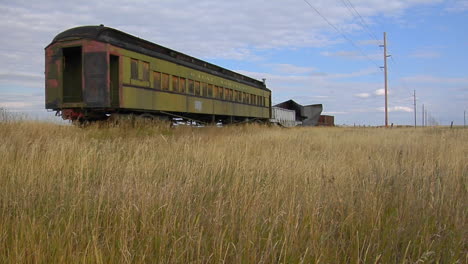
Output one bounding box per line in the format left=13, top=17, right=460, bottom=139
left=45, top=25, right=271, bottom=123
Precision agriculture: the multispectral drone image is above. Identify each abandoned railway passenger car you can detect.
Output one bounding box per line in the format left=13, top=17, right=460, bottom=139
left=45, top=25, right=271, bottom=123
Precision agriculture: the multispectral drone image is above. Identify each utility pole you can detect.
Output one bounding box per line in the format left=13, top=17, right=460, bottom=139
left=463, top=110, right=466, bottom=128
left=425, top=109, right=428, bottom=126
left=422, top=104, right=425, bottom=127
left=413, top=90, right=416, bottom=128
left=380, top=32, right=390, bottom=127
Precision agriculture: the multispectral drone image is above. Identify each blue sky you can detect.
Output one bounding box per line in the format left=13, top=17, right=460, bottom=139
left=0, top=0, right=467, bottom=125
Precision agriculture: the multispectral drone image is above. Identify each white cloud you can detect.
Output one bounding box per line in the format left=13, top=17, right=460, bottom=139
left=355, top=93, right=371, bottom=98
left=377, top=106, right=413, bottom=112
left=374, top=89, right=386, bottom=96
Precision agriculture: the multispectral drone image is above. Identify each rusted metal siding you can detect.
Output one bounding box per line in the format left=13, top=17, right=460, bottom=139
left=82, top=41, right=109, bottom=107
left=45, top=45, right=62, bottom=109
left=45, top=39, right=112, bottom=109
left=83, top=52, right=109, bottom=107
left=318, top=115, right=335, bottom=126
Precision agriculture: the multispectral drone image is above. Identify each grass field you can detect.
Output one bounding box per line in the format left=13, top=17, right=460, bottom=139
left=0, top=118, right=466, bottom=263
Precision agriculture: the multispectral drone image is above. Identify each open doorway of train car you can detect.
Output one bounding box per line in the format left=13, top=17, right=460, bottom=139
left=110, top=55, right=120, bottom=107
left=63, top=47, right=83, bottom=103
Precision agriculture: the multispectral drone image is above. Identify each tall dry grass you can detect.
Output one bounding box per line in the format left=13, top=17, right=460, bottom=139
left=0, top=118, right=466, bottom=263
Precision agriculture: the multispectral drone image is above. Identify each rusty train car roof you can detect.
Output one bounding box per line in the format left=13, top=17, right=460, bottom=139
left=48, top=25, right=269, bottom=91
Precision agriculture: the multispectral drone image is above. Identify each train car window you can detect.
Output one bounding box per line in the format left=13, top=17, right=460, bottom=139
left=162, top=73, right=170, bottom=90
left=131, top=59, right=138, bottom=79
left=153, top=72, right=161, bottom=90
left=201, top=82, right=207, bottom=96
left=142, top=61, right=149, bottom=81
left=194, top=81, right=200, bottom=95
left=172, top=76, right=179, bottom=92
left=179, top=78, right=186, bottom=93
left=188, top=79, right=194, bottom=94
left=219, top=87, right=224, bottom=99
left=208, top=84, right=213, bottom=97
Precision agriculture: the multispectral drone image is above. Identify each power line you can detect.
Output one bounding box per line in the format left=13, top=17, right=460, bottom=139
left=340, top=0, right=380, bottom=41
left=387, top=46, right=420, bottom=124
left=302, top=0, right=380, bottom=68
left=388, top=53, right=411, bottom=92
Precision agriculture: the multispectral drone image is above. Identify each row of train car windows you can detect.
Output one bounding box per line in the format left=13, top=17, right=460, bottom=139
left=130, top=59, right=267, bottom=106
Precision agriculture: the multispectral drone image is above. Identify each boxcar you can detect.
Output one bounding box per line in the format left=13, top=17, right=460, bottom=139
left=45, top=25, right=271, bottom=123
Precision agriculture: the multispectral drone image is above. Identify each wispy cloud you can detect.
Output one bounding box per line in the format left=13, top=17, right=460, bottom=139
left=355, top=93, right=371, bottom=98
left=354, top=88, right=388, bottom=99
left=402, top=75, right=468, bottom=84
left=409, top=50, right=441, bottom=59
left=377, top=106, right=413, bottom=112
left=445, top=0, right=468, bottom=12
left=269, top=64, right=316, bottom=74
left=323, top=111, right=348, bottom=115
left=358, top=40, right=382, bottom=46
left=0, top=71, right=44, bottom=88
left=0, top=93, right=44, bottom=111
left=374, top=89, right=386, bottom=96
left=320, top=50, right=380, bottom=61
